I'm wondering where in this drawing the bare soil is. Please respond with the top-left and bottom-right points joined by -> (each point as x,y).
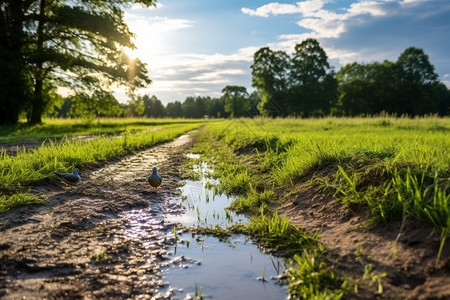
279,182 -> 450,299
0,133 -> 196,299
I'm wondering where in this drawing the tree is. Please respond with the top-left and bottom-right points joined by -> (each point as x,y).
182,97 -> 198,118
125,94 -> 145,117
0,0 -> 156,125
67,91 -> 122,118
222,85 -> 250,118
207,97 -> 228,118
0,1 -> 32,124
143,95 -> 166,118
337,61 -> 397,115
433,83 -> 450,116
290,39 -> 337,116
166,101 -> 183,118
394,47 -> 439,115
251,47 -> 289,116
95,91 -> 122,117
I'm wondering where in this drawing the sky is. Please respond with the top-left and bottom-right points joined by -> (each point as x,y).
116,0 -> 450,104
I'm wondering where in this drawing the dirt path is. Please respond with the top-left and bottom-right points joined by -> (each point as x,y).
0,133 -> 196,299
279,183 -> 450,299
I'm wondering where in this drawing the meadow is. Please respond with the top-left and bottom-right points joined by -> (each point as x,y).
0,118 -> 207,144
190,116 -> 450,298
1,116 -> 449,298
0,118 -> 210,213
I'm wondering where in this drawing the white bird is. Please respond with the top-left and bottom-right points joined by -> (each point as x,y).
54,168 -> 81,187
148,166 -> 162,191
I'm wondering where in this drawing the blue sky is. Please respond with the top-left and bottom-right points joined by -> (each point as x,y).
118,0 -> 450,104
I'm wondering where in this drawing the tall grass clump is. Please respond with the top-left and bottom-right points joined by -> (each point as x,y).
0,193 -> 43,214
245,206 -> 318,254
389,168 -> 450,263
286,249 -> 346,299
242,206 -> 346,298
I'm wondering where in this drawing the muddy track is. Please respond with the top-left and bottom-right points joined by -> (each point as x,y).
0,133 -> 196,299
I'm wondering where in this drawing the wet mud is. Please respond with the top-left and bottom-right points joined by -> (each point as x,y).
0,133 -> 195,299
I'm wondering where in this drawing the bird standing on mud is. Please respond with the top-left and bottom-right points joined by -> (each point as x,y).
54,168 -> 81,187
148,166 -> 162,191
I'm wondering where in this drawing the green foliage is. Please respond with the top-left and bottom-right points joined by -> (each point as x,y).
287,250 -> 345,299
0,0 -> 156,125
251,47 -> 290,116
290,39 -> 337,116
0,193 -> 43,214
143,95 -> 166,117
246,207 -> 318,254
251,39 -> 337,117
222,85 -> 250,118
125,94 -> 145,117
337,47 -> 445,116
250,41 -> 449,117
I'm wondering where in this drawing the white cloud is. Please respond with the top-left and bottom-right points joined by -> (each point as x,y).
443,74 -> 450,88
242,3 -> 301,17
141,51 -> 253,103
347,1 -> 389,16
126,15 -> 194,33
241,0 -> 326,17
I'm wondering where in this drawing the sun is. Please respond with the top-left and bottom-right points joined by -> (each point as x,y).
124,46 -> 138,60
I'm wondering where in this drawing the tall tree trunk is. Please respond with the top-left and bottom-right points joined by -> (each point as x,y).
0,0 -> 27,125
29,0 -> 46,125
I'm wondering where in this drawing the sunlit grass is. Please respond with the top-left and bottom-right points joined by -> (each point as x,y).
190,116 -> 449,297
0,122 -> 205,213
0,117 -> 211,144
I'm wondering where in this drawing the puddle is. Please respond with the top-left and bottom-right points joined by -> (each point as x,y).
162,155 -> 288,299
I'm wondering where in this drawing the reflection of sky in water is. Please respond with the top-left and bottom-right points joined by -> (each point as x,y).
163,156 -> 288,299
165,177 -> 248,227
163,234 -> 287,300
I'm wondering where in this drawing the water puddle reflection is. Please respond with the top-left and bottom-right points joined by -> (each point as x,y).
162,154 -> 288,299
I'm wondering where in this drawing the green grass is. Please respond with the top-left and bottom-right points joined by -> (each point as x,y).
0,117 -> 209,144
189,116 -> 449,298
0,120 -> 207,213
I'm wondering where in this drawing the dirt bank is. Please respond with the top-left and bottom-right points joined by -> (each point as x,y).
279,183 -> 450,299
0,133 -> 196,299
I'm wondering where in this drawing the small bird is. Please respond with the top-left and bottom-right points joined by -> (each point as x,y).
54,168 -> 81,187
148,166 -> 162,191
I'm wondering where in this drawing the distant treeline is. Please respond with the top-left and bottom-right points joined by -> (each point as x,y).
55,93 -> 232,119
251,39 -> 449,117
55,39 -> 449,119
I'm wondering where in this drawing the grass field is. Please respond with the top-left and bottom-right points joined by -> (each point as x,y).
0,118 -> 210,213
0,118 -> 207,144
1,116 -> 449,298
190,116 -> 449,298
